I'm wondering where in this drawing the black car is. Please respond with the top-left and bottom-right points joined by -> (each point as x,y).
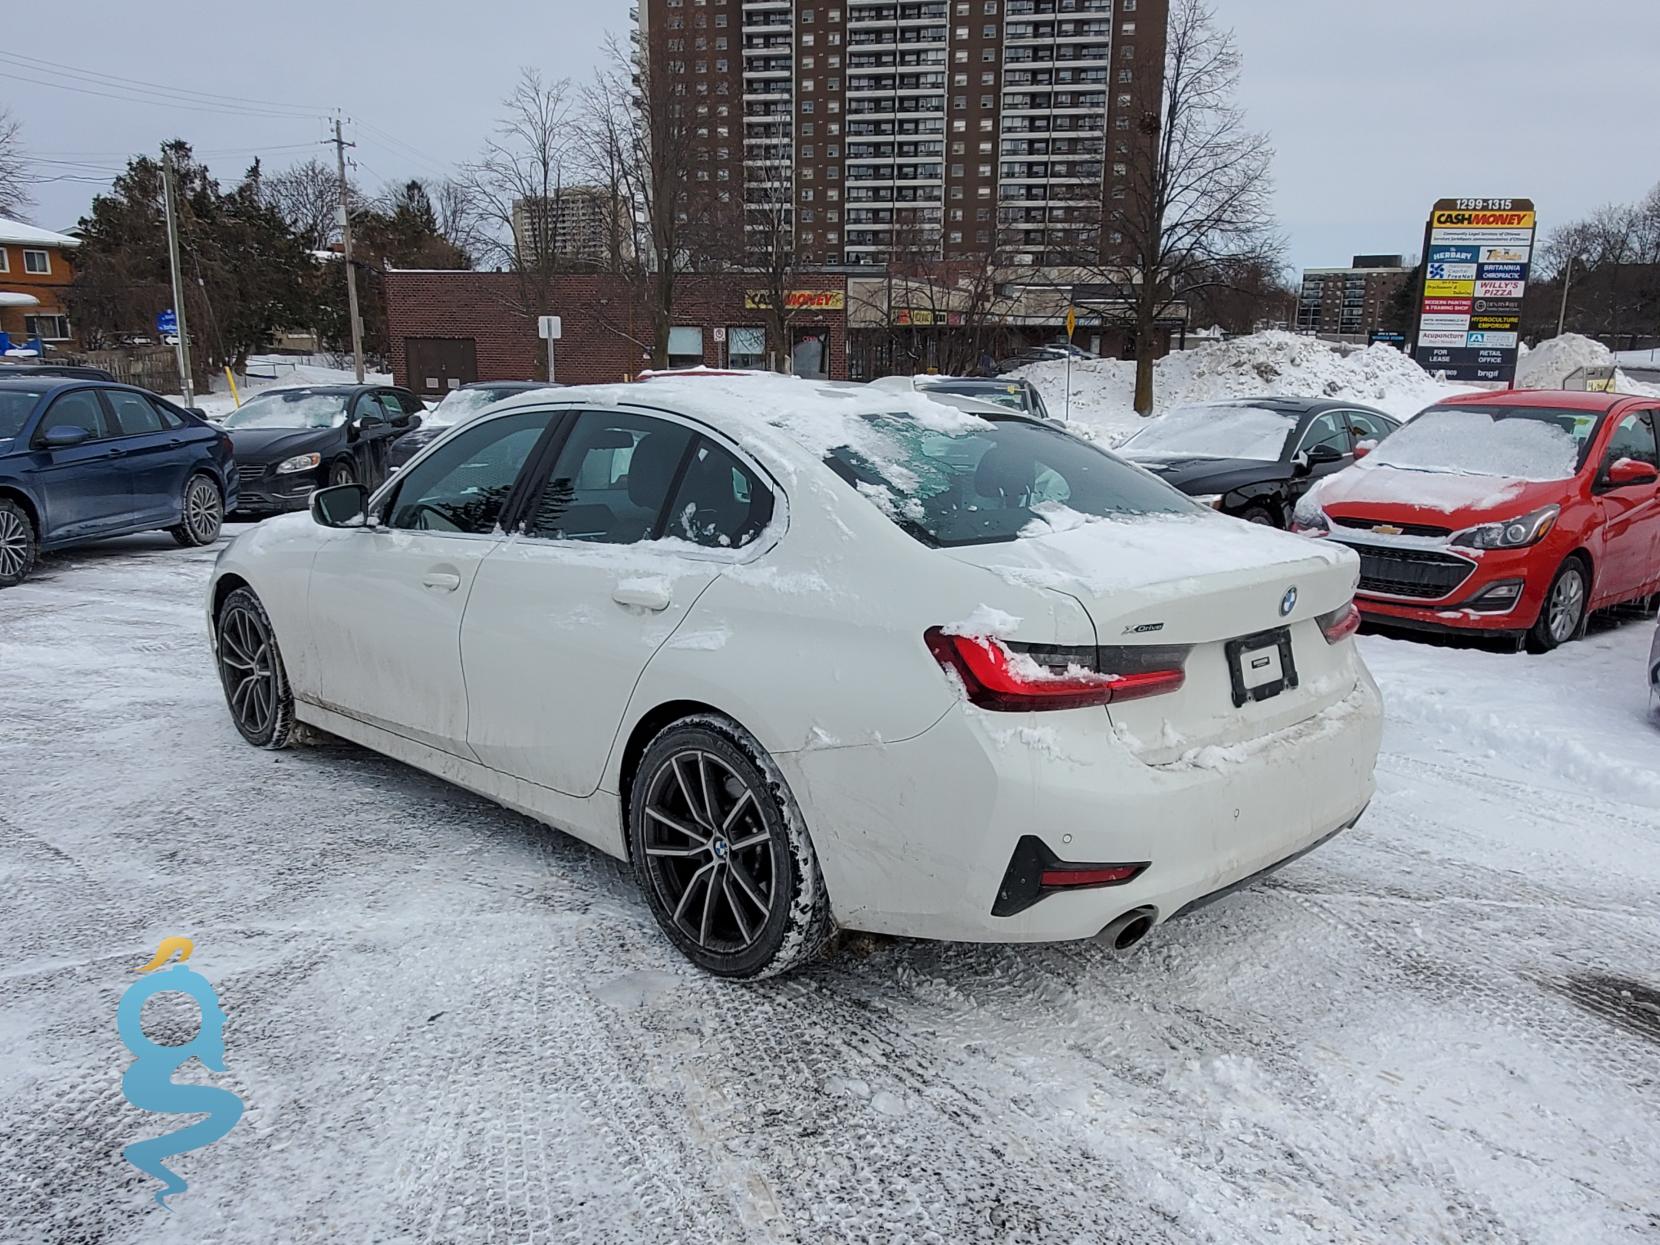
911,375 -> 1054,421
0,377 -> 235,586
388,380 -> 552,470
222,384 -> 423,514
1117,397 -> 1400,528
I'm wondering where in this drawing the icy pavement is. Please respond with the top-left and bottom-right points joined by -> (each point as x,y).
2,531 -> 1658,1244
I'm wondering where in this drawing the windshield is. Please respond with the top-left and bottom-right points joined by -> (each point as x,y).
222,390 -> 350,430
826,414 -> 1197,547
1120,404 -> 1296,461
0,390 -> 43,439
1369,405 -> 1598,479
923,382 -> 1031,413
428,387 -> 531,427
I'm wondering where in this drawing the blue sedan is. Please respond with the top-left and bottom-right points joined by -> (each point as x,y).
0,377 -> 236,587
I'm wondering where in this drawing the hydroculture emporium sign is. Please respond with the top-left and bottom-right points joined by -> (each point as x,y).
1413,198 -> 1537,383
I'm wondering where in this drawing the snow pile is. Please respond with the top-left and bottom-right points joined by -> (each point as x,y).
1516,335 -> 1660,397
1515,334 -> 1614,389
1015,332 -> 1473,442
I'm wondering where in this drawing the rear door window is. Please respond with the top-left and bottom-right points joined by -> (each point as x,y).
664,438 -> 774,549
104,390 -> 167,436
525,412 -> 694,544
1344,410 -> 1392,443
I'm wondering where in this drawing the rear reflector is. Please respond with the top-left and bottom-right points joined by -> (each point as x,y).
1318,602 -> 1362,644
994,835 -> 1149,916
1039,866 -> 1142,887
925,628 -> 1186,712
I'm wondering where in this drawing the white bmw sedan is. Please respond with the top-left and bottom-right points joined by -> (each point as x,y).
207,374 -> 1382,978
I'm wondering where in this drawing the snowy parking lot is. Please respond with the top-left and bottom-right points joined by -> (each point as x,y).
3,527 -> 1659,1244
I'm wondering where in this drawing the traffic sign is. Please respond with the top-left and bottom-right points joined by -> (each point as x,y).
1065,307 -> 1077,339
157,309 -> 178,335
537,315 -> 562,340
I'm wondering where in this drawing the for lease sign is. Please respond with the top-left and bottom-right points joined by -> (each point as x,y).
1414,198 -> 1536,383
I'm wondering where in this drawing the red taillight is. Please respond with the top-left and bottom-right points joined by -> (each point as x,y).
1318,602 -> 1362,644
1039,865 -> 1143,888
925,628 -> 1186,711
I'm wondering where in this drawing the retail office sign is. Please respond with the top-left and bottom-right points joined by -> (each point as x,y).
1414,198 -> 1536,383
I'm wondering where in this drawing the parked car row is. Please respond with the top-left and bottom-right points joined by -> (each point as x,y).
1118,390 -> 1660,654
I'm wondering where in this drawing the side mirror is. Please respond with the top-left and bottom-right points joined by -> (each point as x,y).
42,424 -> 92,448
395,413 -> 421,433
356,411 -> 386,429
311,483 -> 369,528
1606,457 -> 1660,488
1305,443 -> 1345,465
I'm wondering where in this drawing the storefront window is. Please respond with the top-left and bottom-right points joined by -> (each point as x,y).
668,326 -> 704,369
727,326 -> 766,369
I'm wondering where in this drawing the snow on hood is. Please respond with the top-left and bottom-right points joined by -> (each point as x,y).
1308,463 -> 1546,517
947,509 -> 1350,600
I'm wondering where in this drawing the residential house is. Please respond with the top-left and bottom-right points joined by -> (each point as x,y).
0,218 -> 79,351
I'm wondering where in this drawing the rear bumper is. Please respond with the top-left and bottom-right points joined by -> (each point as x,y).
778,669 -> 1383,943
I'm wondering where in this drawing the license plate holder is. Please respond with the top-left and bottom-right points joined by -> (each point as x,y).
1225,627 -> 1299,708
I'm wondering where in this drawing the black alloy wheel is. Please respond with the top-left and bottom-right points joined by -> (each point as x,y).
629,718 -> 833,978
171,474 -> 224,547
0,499 -> 36,587
215,587 -> 295,748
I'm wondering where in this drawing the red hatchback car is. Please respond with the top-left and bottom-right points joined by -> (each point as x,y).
1296,390 -> 1660,651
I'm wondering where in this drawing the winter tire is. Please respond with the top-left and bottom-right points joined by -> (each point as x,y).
0,498 -> 36,588
1240,504 -> 1278,528
1527,557 -> 1589,653
215,586 -> 295,748
170,474 -> 224,547
329,460 -> 356,488
628,715 -> 835,979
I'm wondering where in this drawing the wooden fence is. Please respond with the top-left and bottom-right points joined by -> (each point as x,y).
76,347 -> 183,397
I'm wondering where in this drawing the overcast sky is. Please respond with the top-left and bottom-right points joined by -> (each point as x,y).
12,0 -> 1657,274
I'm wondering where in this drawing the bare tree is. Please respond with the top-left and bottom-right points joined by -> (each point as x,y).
1534,186 -> 1660,344
581,33 -> 710,369
263,158 -> 350,251
0,107 -> 32,219
1061,0 -> 1279,413
458,68 -> 576,298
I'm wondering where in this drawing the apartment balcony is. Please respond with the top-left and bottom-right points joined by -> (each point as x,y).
743,64 -> 792,78
741,15 -> 791,31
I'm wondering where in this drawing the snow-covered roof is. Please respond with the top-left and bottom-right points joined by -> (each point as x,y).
494,371 -> 989,475
0,218 -> 78,249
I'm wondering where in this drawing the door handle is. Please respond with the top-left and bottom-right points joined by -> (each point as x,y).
103,446 -> 126,457
612,582 -> 672,611
421,571 -> 462,592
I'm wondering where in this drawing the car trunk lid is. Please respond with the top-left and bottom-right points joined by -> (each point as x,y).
945,513 -> 1363,764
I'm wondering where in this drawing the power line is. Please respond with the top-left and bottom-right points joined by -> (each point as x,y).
0,65 -> 323,122
0,50 -> 327,117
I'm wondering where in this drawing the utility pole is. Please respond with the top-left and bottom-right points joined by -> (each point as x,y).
330,117 -> 365,382
160,148 -> 195,406
1556,255 -> 1575,339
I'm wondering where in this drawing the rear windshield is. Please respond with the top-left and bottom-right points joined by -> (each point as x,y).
923,382 -> 1032,413
0,390 -> 42,439
1373,405 -> 1600,479
825,414 -> 1197,547
1120,404 -> 1296,462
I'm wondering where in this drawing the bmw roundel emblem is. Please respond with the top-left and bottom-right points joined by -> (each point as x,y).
1280,587 -> 1298,617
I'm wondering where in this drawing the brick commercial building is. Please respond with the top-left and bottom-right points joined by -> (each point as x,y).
640,0 -> 1166,268
1296,254 -> 1414,340
384,270 -> 849,395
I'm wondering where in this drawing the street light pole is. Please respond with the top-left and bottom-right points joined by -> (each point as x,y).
1556,255 -> 1575,339
331,117 -> 365,383
160,148 -> 195,406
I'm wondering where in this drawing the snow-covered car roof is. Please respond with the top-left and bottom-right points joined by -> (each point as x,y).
488,371 -> 1004,477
